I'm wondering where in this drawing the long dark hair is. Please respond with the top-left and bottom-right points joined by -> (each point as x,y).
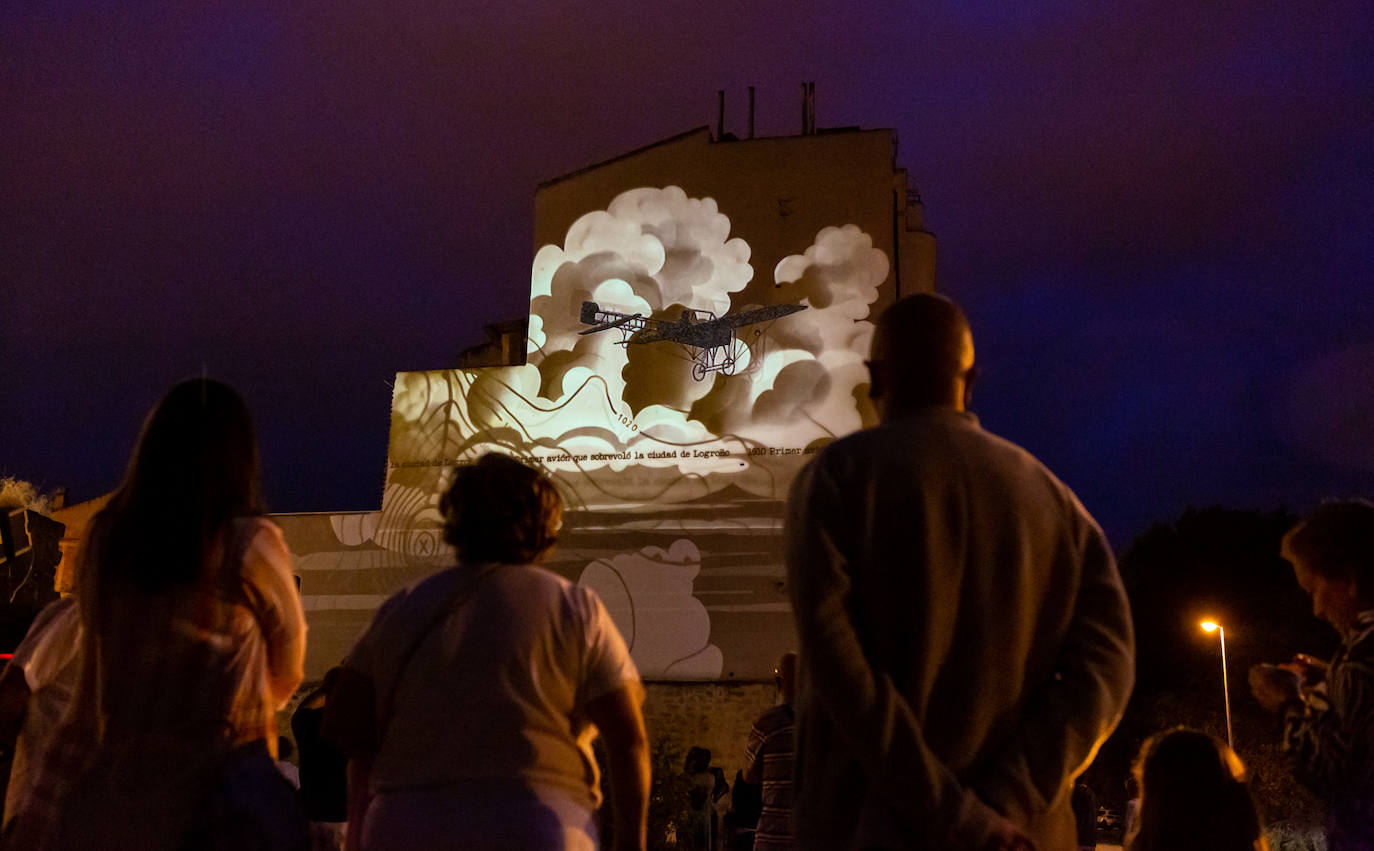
81,378 -> 264,597
1127,727 -> 1267,851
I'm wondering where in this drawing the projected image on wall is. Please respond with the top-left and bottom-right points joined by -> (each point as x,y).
380,186 -> 890,678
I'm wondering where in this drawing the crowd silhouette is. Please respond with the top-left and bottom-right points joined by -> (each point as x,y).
2,295 -> 1370,850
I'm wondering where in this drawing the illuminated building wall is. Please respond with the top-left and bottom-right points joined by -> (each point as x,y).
286,125 -> 935,681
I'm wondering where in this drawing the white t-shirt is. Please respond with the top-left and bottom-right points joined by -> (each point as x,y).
345,562 -> 638,810
3,596 -> 81,827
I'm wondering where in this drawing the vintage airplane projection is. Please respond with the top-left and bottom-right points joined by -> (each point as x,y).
579,300 -> 807,381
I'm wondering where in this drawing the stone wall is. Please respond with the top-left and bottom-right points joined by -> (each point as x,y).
281,680 -> 781,788
642,681 -> 777,783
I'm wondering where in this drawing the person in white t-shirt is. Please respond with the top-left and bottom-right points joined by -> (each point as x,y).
325,454 -> 650,851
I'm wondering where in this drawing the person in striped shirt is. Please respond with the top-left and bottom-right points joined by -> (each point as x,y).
744,652 -> 797,850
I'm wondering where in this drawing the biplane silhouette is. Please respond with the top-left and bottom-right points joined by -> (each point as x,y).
578,300 -> 807,380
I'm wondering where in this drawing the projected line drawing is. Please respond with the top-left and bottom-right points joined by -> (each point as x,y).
577,539 -> 724,679
578,300 -> 807,381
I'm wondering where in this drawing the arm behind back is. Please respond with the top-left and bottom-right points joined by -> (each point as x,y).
585,682 -> 650,851
976,503 -> 1135,825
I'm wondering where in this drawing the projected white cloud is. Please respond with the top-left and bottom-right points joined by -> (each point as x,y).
385,192 -> 893,509
577,539 -> 723,679
378,187 -> 893,678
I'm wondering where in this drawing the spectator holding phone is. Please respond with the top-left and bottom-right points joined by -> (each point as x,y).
1249,499 -> 1374,850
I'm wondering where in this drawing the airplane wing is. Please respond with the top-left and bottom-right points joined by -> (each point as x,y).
578,300 -> 660,337
722,303 -> 807,329
629,322 -> 732,349
578,313 -> 641,335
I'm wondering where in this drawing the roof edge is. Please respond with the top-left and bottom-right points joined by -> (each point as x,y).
538,126 -> 713,189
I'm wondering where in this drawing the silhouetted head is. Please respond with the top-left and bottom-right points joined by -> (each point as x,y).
85,378 -> 263,594
1282,499 -> 1374,633
441,454 -> 562,564
1128,728 -> 1265,851
775,651 -> 798,704
321,665 -> 342,694
684,746 -> 712,774
868,293 -> 976,420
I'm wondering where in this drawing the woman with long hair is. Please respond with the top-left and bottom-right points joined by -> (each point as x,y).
1127,727 -> 1269,851
5,378 -> 308,850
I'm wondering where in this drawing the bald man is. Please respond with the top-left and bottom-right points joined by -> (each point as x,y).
785,294 -> 1134,850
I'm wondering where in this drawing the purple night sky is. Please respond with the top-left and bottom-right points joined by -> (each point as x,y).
3,0 -> 1372,545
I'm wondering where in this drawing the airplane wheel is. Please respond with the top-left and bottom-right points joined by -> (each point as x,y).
692,361 -> 707,381
722,358 -> 736,375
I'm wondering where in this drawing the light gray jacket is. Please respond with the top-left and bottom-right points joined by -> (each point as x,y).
786,408 -> 1134,850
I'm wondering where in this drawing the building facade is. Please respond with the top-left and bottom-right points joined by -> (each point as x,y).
283,124 -> 936,688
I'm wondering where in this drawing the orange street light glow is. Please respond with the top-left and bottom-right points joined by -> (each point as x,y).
1199,620 -> 1233,748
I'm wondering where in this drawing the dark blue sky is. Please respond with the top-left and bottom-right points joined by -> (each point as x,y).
3,0 -> 1371,545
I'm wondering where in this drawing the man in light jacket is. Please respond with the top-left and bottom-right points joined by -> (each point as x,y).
786,293 -> 1134,850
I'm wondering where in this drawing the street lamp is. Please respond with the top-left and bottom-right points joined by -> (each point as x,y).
1200,620 -> 1233,750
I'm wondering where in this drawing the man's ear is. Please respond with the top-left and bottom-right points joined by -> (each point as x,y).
867,370 -> 884,401
1344,569 -> 1368,605
962,364 -> 979,409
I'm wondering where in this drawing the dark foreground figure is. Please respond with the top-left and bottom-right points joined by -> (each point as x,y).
1125,728 -> 1267,851
3,378 -> 308,850
785,294 -> 1135,850
325,453 -> 650,851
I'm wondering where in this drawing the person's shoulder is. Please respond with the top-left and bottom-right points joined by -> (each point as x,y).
752,702 -> 796,733
391,563 -> 469,604
233,515 -> 295,582
13,596 -> 79,664
235,515 -> 291,561
540,567 -> 605,614
236,514 -> 284,541
795,427 -> 883,488
485,562 -> 578,598
813,422 -> 886,459
449,562 -> 583,616
27,595 -> 78,633
1343,615 -> 1374,664
969,421 -> 1086,505
352,567 -> 459,650
952,414 -> 1044,464
807,409 -> 992,472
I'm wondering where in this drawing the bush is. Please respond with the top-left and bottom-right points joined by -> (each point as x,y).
0,477 -> 54,515
1264,820 -> 1327,851
647,735 -> 694,850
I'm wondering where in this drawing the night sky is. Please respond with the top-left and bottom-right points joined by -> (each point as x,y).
4,1 -> 1372,546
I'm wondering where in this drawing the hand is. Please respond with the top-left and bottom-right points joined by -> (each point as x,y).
1249,663 -> 1301,713
1284,653 -> 1329,688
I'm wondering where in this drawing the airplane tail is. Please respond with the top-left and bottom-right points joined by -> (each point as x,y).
579,301 -> 600,325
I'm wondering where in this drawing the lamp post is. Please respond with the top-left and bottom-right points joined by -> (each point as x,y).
1201,620 -> 1233,750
